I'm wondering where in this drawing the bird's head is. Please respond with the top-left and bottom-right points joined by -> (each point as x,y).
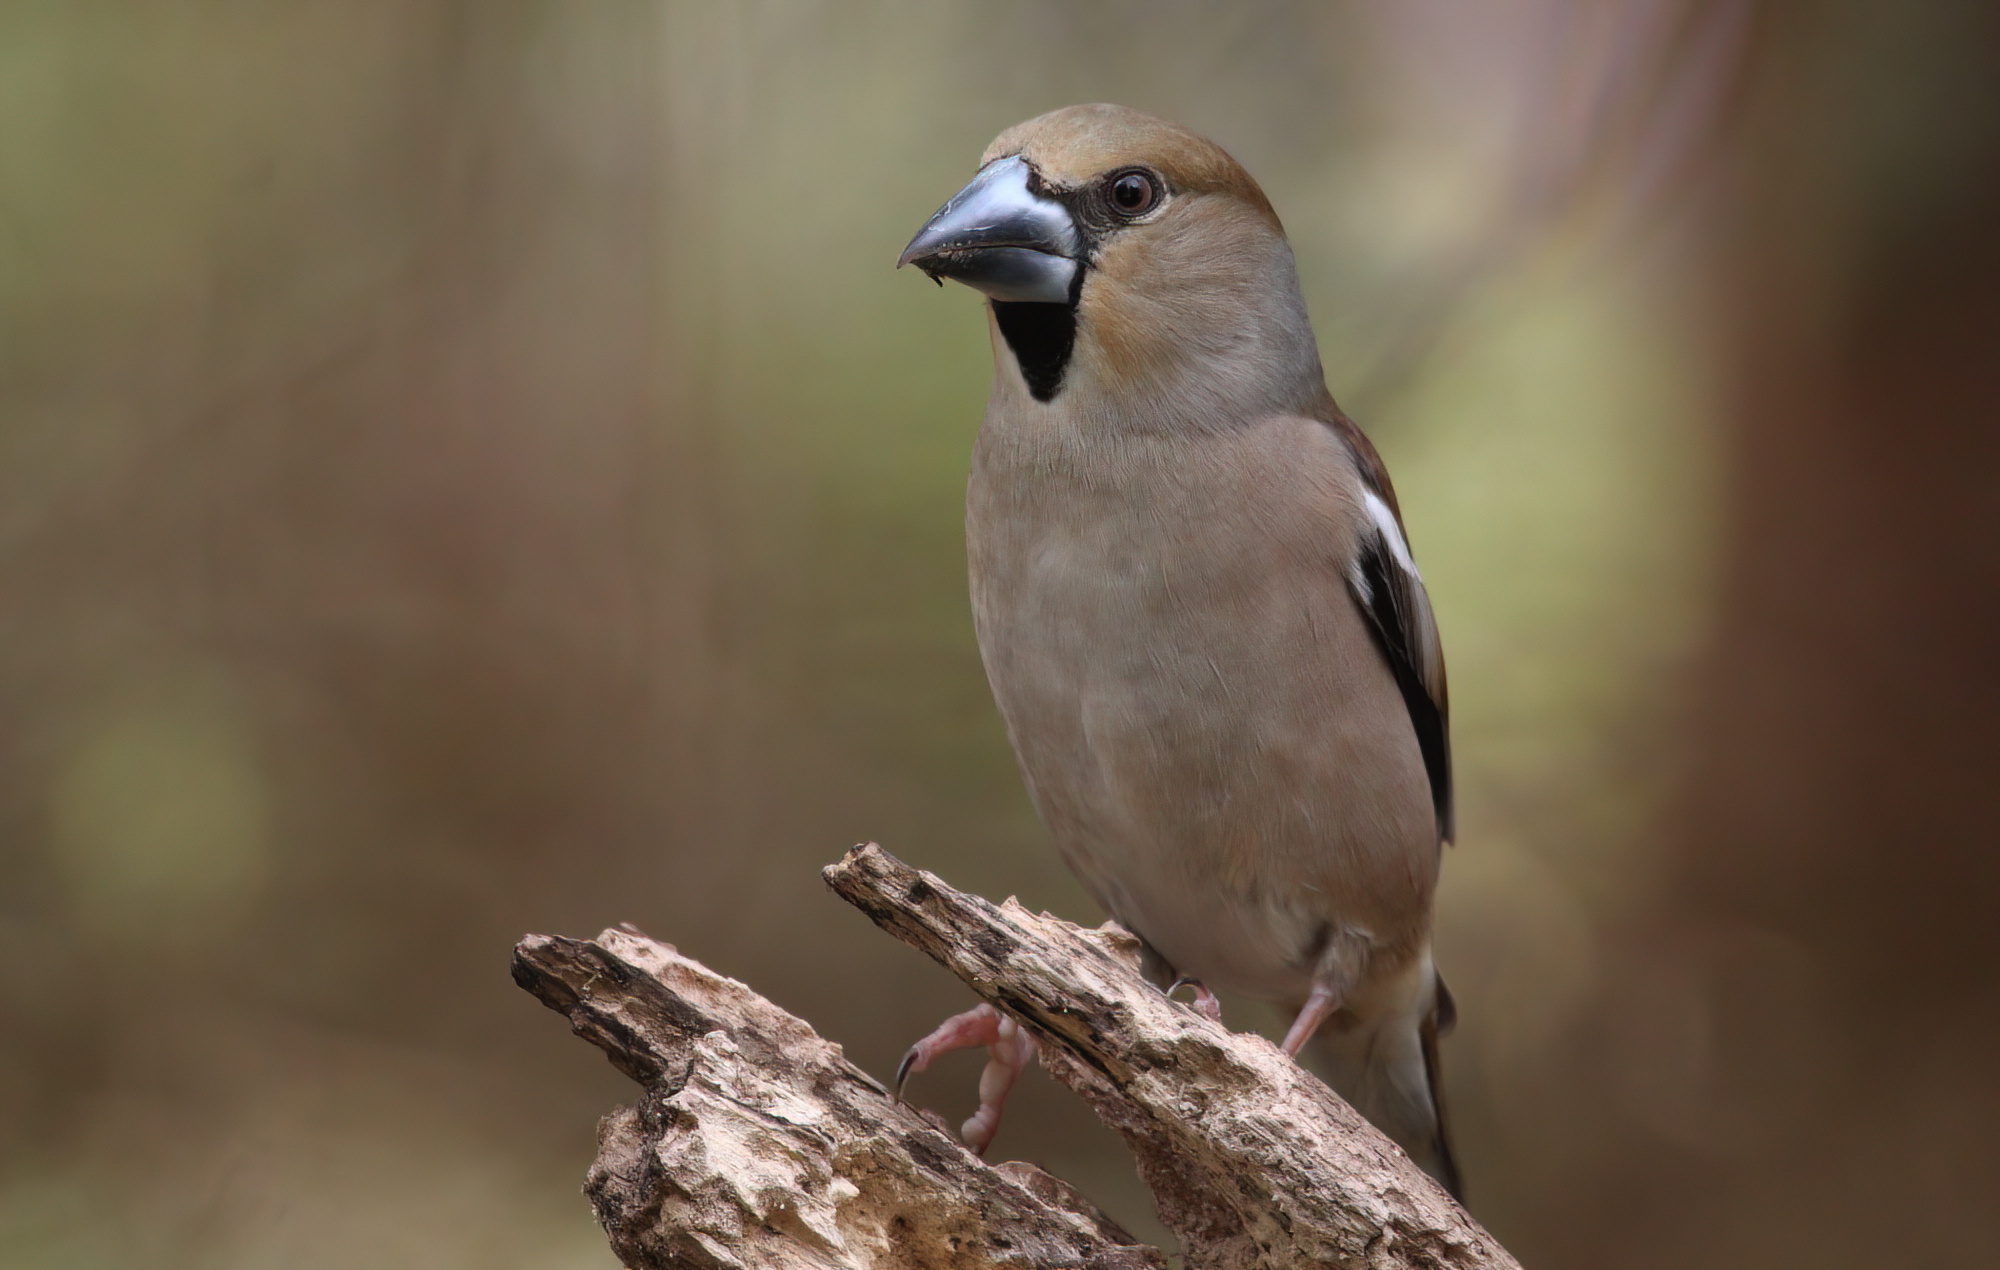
900,103 -> 1327,419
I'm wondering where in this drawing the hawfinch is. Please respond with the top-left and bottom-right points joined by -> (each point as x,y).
894,104 -> 1460,1199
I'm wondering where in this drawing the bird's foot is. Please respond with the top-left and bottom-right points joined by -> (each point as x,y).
1166,975 -> 1224,1023
894,1003 -> 1036,1156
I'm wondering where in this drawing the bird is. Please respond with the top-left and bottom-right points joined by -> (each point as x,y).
892,103 -> 1461,1199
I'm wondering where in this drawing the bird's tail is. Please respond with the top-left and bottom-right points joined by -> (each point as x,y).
1303,969 -> 1462,1201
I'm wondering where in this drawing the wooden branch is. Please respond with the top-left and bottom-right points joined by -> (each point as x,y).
825,844 -> 1518,1270
513,926 -> 1163,1269
514,845 -> 1521,1269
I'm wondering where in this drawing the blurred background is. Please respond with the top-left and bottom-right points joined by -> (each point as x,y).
2,2 -> 1995,1266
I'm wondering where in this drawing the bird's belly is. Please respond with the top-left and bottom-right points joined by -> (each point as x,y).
970,499 -> 1438,1002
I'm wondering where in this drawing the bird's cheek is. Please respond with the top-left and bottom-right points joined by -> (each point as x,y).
1078,287 -> 1179,389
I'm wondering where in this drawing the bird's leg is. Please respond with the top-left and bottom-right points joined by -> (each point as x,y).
1280,982 -> 1344,1055
894,1003 -> 1037,1156
1167,975 -> 1225,1023
1282,929 -> 1368,1055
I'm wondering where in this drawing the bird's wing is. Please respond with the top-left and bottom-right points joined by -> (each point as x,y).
1321,410 -> 1454,843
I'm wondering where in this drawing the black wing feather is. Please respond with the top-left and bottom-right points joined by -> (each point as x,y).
1353,531 -> 1455,843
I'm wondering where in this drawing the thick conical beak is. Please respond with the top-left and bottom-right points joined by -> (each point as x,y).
897,155 -> 1080,304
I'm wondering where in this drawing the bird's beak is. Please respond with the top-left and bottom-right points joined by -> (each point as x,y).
897,155 -> 1080,304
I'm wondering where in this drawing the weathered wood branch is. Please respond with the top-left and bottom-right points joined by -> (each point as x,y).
515,844 -> 1520,1268
825,844 -> 1517,1269
513,925 -> 1161,1269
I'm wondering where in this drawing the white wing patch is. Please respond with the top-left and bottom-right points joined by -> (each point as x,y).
1362,489 -> 1421,578
1345,480 -> 1454,842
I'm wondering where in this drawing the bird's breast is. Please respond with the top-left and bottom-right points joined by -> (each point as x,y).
966,412 -> 1438,999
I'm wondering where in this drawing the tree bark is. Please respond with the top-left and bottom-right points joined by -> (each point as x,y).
514,844 -> 1519,1269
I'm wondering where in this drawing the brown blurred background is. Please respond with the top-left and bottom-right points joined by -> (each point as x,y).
1,2 -> 1995,1266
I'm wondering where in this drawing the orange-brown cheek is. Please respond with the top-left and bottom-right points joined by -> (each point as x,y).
1080,288 -> 1140,387
1081,297 -> 1165,390
1078,253 -> 1179,389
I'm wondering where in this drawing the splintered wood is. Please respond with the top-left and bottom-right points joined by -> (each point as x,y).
513,927 -> 1158,1269
513,844 -> 1519,1269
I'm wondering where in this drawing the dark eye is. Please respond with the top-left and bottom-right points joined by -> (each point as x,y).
1106,169 -> 1161,217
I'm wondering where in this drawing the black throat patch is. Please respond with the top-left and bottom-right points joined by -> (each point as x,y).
990,295 -> 1077,402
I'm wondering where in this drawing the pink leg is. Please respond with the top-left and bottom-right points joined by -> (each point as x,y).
894,1003 -> 1036,1156
1167,976 -> 1225,1023
1281,982 -> 1342,1056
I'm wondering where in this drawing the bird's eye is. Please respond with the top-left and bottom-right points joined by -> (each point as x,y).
1106,169 -> 1161,218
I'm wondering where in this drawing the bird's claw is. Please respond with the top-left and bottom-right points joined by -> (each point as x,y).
893,1003 -> 1004,1100
1167,975 -> 1225,1023
890,1002 -> 1035,1156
